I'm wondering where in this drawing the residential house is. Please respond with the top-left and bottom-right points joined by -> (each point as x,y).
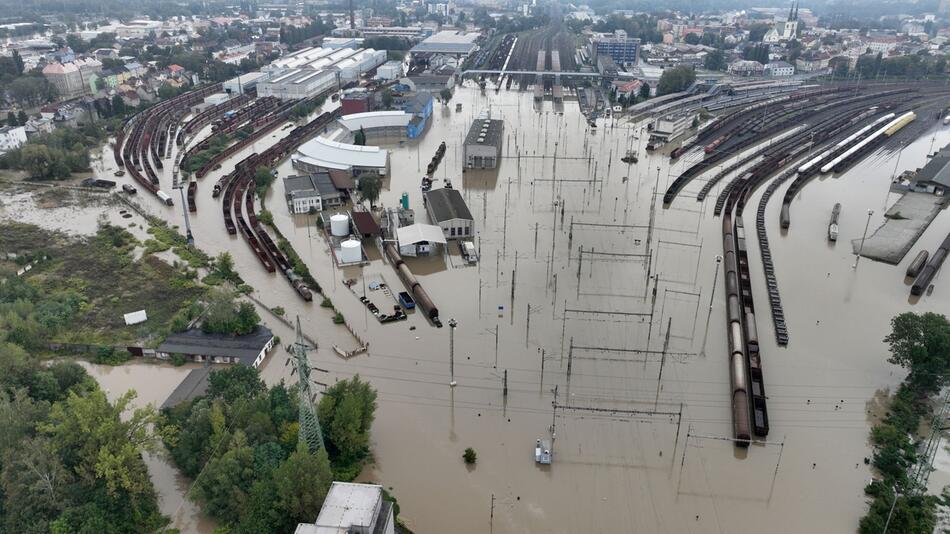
0,126 -> 27,154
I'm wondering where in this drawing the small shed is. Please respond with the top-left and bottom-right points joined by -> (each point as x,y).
124,310 -> 148,325
351,211 -> 381,238
396,223 -> 446,257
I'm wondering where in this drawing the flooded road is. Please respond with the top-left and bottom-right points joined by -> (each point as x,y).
81,85 -> 950,533
78,362 -> 216,534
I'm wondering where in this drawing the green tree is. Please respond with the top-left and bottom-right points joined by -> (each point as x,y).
317,375 -> 377,468
704,49 -> 726,71
16,110 -> 27,125
19,144 -> 55,180
439,87 -> 453,103
201,288 -> 260,335
463,447 -> 477,464
215,251 -> 237,281
6,112 -> 17,127
638,82 -> 650,100
354,126 -> 367,146
883,312 -> 950,394
381,88 -> 393,108
656,66 -> 696,96
41,389 -> 159,497
683,32 -> 701,45
111,94 -> 127,117
357,173 -> 382,207
273,443 -> 333,523
253,166 -> 274,195
208,366 -> 266,404
192,431 -> 257,520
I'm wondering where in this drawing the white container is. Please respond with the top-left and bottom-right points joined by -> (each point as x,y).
330,214 -> 349,237
340,239 -> 361,263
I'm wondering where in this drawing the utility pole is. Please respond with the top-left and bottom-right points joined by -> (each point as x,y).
699,255 -> 722,356
655,318 -> 672,410
448,318 -> 458,387
853,209 -> 874,269
490,493 -> 495,534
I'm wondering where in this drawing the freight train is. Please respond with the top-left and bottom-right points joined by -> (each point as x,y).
384,243 -> 441,326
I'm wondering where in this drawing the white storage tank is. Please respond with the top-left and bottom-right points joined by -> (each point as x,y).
340,239 -> 361,263
330,214 -> 349,237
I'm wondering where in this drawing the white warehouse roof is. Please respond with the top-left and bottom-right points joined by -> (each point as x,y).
294,136 -> 389,171
338,111 -> 411,131
397,223 -> 447,245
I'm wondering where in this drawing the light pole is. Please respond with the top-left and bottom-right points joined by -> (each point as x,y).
448,318 -> 458,387
853,209 -> 874,269
882,485 -> 899,534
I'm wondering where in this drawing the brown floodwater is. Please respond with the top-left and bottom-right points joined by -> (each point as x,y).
66,84 -> 950,533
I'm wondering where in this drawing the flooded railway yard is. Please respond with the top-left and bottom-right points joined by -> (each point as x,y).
8,81 -> 950,533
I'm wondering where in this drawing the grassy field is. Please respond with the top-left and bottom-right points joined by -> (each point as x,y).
0,221 -> 206,347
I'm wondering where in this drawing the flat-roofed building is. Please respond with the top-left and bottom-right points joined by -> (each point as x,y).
294,482 -> 394,534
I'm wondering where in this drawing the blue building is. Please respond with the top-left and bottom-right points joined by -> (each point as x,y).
593,30 -> 640,66
403,91 -> 433,139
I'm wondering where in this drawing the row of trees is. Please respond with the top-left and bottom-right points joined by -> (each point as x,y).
852,52 -> 948,79
160,367 -> 379,531
859,312 -> 950,533
200,288 -> 261,336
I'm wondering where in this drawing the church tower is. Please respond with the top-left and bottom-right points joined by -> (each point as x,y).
783,2 -> 799,40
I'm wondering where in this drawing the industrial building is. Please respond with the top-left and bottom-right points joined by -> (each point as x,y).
284,172 -> 344,213
463,113 -> 504,169
341,88 -> 374,114
294,482 -> 394,534
376,60 -> 404,80
409,30 -> 480,68
222,71 -> 268,95
900,144 -> 950,195
424,187 -> 474,239
650,113 -> 693,143
593,30 -> 640,66
293,135 -> 390,176
255,46 -> 386,100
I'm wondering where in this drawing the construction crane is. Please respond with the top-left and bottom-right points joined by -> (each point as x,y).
288,316 -> 327,452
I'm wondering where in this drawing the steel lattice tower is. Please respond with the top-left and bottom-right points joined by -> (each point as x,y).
290,316 -> 325,452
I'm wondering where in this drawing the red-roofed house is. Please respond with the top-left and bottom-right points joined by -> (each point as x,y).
167,64 -> 185,77
611,79 -> 644,100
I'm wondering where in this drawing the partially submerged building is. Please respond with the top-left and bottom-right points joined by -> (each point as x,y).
156,326 -> 275,368
396,223 -> 446,257
284,172 -> 343,214
462,113 -> 504,169
293,135 -> 390,176
424,187 -> 474,239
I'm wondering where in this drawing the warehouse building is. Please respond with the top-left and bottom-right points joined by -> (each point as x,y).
463,113 -> 503,169
223,71 -> 268,95
424,187 -> 474,240
293,135 -> 390,176
257,46 -> 386,100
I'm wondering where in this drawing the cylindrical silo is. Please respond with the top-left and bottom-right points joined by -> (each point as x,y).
340,239 -> 361,263
330,214 -> 349,237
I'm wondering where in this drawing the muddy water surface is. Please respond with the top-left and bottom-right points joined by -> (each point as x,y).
79,85 -> 950,533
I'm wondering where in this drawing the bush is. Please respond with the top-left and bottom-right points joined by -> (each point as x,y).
320,297 -> 333,308
463,447 -> 477,464
332,312 -> 344,324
